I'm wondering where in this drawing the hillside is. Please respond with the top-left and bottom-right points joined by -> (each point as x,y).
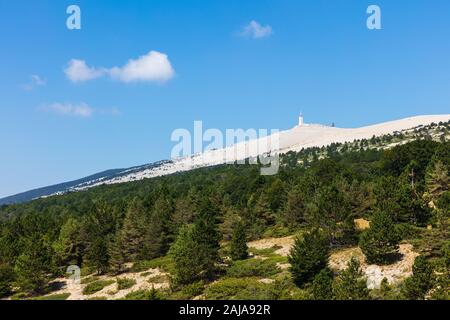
0,122 -> 448,300
1,114 -> 449,205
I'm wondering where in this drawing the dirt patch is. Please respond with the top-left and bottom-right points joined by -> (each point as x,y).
329,243 -> 419,289
248,236 -> 295,257
45,267 -> 170,300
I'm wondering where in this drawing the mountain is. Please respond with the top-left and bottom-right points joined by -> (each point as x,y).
1,114 -> 449,205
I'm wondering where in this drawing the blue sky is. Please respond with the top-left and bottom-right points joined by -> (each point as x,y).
0,0 -> 450,197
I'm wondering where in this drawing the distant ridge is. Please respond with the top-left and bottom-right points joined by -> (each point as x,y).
1,114 -> 449,205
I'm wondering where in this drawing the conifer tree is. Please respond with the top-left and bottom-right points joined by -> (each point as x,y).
53,218 -> 83,267
425,160 -> 449,201
0,263 -> 14,298
230,221 -> 248,260
14,235 -> 53,293
311,268 -> 333,300
108,232 -> 126,274
170,225 -> 204,286
120,199 -> 148,261
288,229 -> 329,287
359,211 -> 401,264
170,198 -> 221,285
84,237 -> 109,275
402,256 -> 433,300
332,258 -> 369,300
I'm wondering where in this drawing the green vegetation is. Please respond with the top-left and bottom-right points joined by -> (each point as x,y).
230,221 -> 248,260
82,279 -> 115,295
31,293 -> 71,300
226,259 -> 279,278
123,287 -> 166,300
359,211 -> 401,264
117,277 -> 136,290
402,256 -> 434,300
288,229 -> 329,287
0,122 -> 448,300
332,258 -> 369,300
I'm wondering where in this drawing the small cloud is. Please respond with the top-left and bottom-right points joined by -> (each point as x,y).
22,74 -> 46,91
40,102 -> 94,118
240,20 -> 273,39
64,51 -> 175,84
109,51 -> 175,83
64,59 -> 106,83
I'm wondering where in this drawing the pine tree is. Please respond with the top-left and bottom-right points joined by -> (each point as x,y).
170,225 -> 204,286
425,160 -> 449,202
14,235 -> 53,293
0,263 -> 14,298
84,237 -> 109,275
108,232 -> 126,274
191,199 -> 221,279
359,211 -> 401,264
170,198 -> 221,286
283,186 -> 307,227
288,229 -> 329,287
120,199 -> 148,261
142,196 -> 173,259
53,218 -> 83,267
402,256 -> 433,300
332,258 -> 369,300
311,268 -> 333,300
230,221 -> 248,261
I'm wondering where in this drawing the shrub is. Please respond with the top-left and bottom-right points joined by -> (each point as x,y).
82,279 -> 115,295
131,256 -> 175,273
226,259 -> 279,278
32,293 -> 71,300
204,277 -> 274,300
80,275 -> 99,285
117,277 -> 136,290
124,287 -> 166,300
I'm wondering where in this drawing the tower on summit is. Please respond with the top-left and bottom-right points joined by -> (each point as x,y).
298,113 -> 304,127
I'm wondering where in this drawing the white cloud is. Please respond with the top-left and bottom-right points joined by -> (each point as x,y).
22,74 -> 46,90
64,59 -> 106,82
64,51 -> 175,84
240,20 -> 273,39
109,51 -> 175,83
41,102 -> 94,118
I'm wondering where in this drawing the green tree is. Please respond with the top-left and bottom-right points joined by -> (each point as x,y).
359,211 -> 401,264
288,229 -> 329,287
170,199 -> 221,286
170,225 -> 205,286
311,268 -> 333,300
108,232 -> 126,274
84,237 -> 109,275
120,199 -> 149,261
332,258 -> 369,300
0,263 -> 14,298
53,218 -> 83,267
283,186 -> 307,228
191,199 -> 221,279
402,256 -> 433,300
230,221 -> 248,261
425,160 -> 449,202
14,235 -> 53,293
